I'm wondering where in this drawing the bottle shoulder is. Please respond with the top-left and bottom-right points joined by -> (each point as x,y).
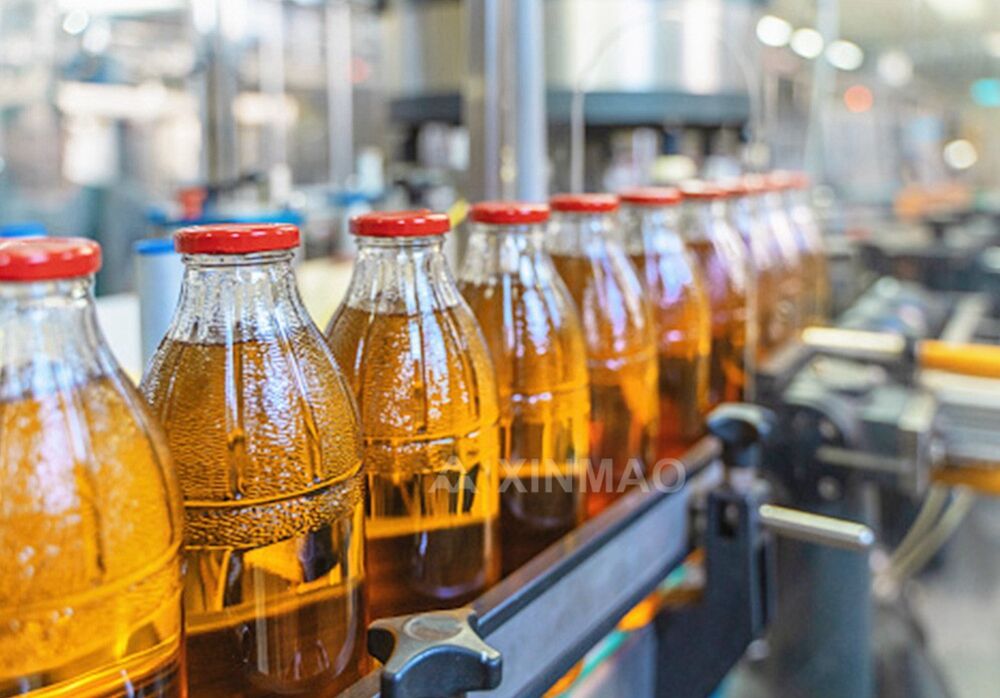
326,301 -> 499,438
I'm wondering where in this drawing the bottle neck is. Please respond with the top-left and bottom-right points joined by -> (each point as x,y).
343,235 -> 463,314
1,275 -> 116,399
620,204 -> 686,256
168,249 -> 312,344
546,211 -> 619,257
682,199 -> 727,241
459,222 -> 554,284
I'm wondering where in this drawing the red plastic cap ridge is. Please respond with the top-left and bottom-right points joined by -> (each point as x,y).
174,223 -> 300,254
619,187 -> 683,206
471,201 -> 550,225
351,210 -> 451,237
0,237 -> 102,281
550,193 -> 620,213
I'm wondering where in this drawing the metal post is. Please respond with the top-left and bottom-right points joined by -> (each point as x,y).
464,0 -> 548,204
326,0 -> 355,189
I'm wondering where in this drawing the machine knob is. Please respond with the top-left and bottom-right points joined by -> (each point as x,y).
706,403 -> 776,470
368,607 -> 502,698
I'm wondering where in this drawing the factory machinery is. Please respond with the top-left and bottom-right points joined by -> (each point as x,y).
323,209 -> 1000,698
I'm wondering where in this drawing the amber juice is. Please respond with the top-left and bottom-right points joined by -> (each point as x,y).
549,254 -> 658,517
0,378 -> 183,698
685,225 -> 750,407
460,271 -> 589,574
143,336 -> 366,697
629,251 -> 711,458
327,304 -> 501,619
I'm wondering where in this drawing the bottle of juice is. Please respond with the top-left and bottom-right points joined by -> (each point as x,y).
141,224 -> 366,697
547,194 -> 658,517
780,171 -> 829,325
619,188 -> 711,459
757,173 -> 806,338
1,238 -> 184,697
325,211 -> 501,619
678,181 -> 751,407
458,201 -> 589,575
721,178 -> 782,362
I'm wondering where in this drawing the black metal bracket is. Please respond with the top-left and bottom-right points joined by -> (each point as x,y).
654,481 -> 776,698
368,607 -> 501,698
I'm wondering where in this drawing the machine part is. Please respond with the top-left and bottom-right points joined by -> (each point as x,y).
758,504 -> 874,551
369,608 -> 502,698
337,438 -> 721,698
888,489 -> 976,584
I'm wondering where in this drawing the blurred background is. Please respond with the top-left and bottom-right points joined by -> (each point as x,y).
1,0 -> 996,290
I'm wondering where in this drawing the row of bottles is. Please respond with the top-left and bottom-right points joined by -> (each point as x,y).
0,171 -> 826,697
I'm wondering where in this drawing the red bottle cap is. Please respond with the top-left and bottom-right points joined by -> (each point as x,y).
174,223 -> 300,254
351,210 -> 451,237
678,181 -> 724,200
550,194 -> 620,213
470,201 -> 550,225
0,237 -> 102,281
717,179 -> 750,198
742,174 -> 769,194
619,187 -> 682,206
766,171 -> 796,191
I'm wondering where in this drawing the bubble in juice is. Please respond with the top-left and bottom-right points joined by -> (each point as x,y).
141,225 -> 366,697
548,195 -> 659,517
458,202 -> 589,574
679,183 -> 751,407
620,189 -> 712,459
1,238 -> 184,698
326,211 -> 501,619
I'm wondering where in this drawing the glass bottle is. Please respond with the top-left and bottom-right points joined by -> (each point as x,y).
721,178 -> 783,362
325,211 -> 501,619
678,181 -> 752,407
781,171 -> 830,325
457,202 -> 589,575
1,238 -> 184,697
141,224 -> 367,697
547,194 -> 659,518
619,188 -> 711,459
757,173 -> 806,338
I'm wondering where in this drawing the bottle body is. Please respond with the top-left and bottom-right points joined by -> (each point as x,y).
759,188 -> 805,340
458,215 -> 589,574
727,191 -> 784,361
681,196 -> 751,407
1,271 -> 184,697
326,233 -> 501,618
621,201 -> 711,459
547,206 -> 659,517
787,188 -> 829,325
142,245 -> 367,697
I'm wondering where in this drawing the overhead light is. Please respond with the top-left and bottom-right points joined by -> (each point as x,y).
985,31 -> 1000,58
62,9 -> 89,35
924,0 -> 983,22
971,78 -> 1000,107
826,40 -> 864,71
791,28 -> 824,60
943,139 -> 977,170
878,50 -> 914,87
844,84 -> 874,113
756,15 -> 793,48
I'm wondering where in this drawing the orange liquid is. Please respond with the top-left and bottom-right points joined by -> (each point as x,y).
142,337 -> 367,697
460,280 -> 589,575
630,252 -> 711,459
550,254 -> 659,518
0,377 -> 183,698
326,305 -> 501,619
687,239 -> 749,406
